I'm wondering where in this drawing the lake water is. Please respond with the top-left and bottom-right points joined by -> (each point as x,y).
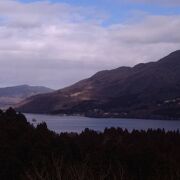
25,113 -> 180,133
25,114 -> 180,133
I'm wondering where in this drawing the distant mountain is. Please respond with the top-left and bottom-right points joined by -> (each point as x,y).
0,85 -> 54,109
17,50 -> 180,119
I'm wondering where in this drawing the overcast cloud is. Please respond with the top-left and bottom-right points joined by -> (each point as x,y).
0,0 -> 180,89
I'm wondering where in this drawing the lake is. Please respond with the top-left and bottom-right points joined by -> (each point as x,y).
25,113 -> 180,133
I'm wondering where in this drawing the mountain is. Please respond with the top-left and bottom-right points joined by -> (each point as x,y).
0,85 -> 54,109
17,50 -> 180,119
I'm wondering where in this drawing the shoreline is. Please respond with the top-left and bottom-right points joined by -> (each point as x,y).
23,112 -> 180,121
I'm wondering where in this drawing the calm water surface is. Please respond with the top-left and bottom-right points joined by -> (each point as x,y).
25,113 -> 180,133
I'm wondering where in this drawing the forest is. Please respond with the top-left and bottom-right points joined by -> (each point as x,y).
0,108 -> 180,180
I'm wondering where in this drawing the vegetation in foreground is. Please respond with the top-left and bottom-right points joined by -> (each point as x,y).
1,108 -> 180,180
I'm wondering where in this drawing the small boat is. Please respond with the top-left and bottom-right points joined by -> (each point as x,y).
32,118 -> 37,122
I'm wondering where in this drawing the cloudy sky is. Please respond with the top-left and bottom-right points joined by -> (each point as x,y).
0,0 -> 180,89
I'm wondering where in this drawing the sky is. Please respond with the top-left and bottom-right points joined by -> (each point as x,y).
0,0 -> 180,89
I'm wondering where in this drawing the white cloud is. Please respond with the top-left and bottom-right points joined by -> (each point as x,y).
0,0 -> 180,88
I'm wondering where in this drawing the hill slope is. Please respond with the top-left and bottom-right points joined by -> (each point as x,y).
17,51 -> 180,119
0,85 -> 54,109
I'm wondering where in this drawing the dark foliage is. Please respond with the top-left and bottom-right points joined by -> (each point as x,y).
1,108 -> 180,179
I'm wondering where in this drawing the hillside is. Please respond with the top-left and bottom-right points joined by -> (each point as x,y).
17,50 -> 180,119
0,85 -> 54,109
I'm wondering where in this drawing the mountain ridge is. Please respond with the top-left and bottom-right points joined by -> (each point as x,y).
16,50 -> 180,119
0,85 -> 54,109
